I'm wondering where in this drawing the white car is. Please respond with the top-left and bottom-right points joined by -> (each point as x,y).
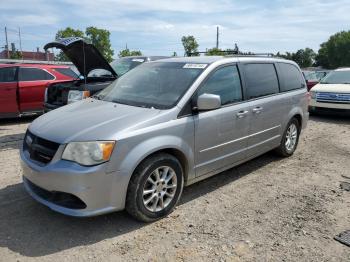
309,68 -> 350,113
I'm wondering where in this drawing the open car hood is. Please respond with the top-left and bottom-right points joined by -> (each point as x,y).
44,37 -> 117,78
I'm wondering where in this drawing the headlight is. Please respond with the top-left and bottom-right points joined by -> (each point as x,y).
310,91 -> 317,99
62,141 -> 115,166
67,90 -> 90,104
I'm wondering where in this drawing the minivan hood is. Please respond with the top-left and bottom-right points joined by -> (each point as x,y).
311,83 -> 350,93
44,37 -> 117,78
29,99 -> 162,143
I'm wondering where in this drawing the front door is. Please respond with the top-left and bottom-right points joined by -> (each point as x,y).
0,66 -> 19,117
194,65 -> 251,177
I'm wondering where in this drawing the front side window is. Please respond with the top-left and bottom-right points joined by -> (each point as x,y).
244,63 -> 279,99
54,67 -> 78,78
0,67 -> 16,82
197,65 -> 242,105
98,62 -> 204,109
19,68 -> 54,81
278,63 -> 304,92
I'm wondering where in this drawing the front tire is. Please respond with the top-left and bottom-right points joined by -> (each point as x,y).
126,153 -> 184,222
275,118 -> 300,157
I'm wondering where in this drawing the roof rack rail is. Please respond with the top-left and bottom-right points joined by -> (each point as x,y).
188,51 -> 283,58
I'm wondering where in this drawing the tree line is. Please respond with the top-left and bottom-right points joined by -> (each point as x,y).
54,26 -> 350,69
181,30 -> 350,69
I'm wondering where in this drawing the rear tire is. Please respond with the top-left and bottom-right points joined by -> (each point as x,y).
125,153 -> 184,222
275,118 -> 300,157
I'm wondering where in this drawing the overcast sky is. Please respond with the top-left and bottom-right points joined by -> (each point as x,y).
1,0 -> 350,57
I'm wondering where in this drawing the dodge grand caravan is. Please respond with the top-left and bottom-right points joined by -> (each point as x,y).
20,56 -> 309,222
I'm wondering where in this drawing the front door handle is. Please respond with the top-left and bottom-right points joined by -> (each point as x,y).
236,110 -> 249,118
252,107 -> 263,114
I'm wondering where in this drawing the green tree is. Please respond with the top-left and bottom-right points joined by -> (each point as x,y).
10,50 -> 23,59
118,48 -> 142,57
172,51 -> 177,57
206,47 -> 223,56
315,31 -> 350,69
181,35 -> 199,56
55,27 -> 85,61
85,26 -> 114,62
54,26 -> 114,62
277,48 -> 316,68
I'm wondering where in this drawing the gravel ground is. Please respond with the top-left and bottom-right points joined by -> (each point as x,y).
0,115 -> 349,262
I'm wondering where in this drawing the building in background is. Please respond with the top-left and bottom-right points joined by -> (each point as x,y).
0,44 -> 54,61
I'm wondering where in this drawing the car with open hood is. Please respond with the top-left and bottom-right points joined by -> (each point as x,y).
309,68 -> 350,114
44,37 -> 169,111
43,37 -> 118,111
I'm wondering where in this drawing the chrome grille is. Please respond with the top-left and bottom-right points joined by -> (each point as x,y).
316,92 -> 350,104
23,131 -> 60,164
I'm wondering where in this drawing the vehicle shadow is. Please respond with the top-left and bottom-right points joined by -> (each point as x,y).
0,116 -> 36,128
0,133 -> 25,151
309,114 -> 350,125
0,152 -> 280,257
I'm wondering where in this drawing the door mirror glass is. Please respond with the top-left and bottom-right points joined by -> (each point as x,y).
197,93 -> 221,111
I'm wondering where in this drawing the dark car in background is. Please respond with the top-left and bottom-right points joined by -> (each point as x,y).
44,37 -> 169,111
0,63 -> 77,119
302,70 -> 330,91
111,56 -> 169,76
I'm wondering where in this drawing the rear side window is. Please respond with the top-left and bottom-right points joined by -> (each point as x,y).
244,64 -> 279,99
19,68 -> 55,81
0,67 -> 16,82
54,68 -> 78,78
278,63 -> 304,92
197,65 -> 242,106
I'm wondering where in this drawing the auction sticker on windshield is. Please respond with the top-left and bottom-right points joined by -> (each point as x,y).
183,64 -> 207,69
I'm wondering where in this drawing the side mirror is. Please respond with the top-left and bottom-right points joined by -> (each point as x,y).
196,93 -> 221,111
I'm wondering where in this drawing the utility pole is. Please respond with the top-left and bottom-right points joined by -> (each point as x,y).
216,26 -> 219,49
5,27 -> 10,58
18,27 -> 23,56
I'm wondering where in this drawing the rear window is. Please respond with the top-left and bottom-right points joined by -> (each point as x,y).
54,68 -> 78,78
244,64 -> 279,99
19,68 -> 55,81
278,63 -> 304,92
0,67 -> 16,82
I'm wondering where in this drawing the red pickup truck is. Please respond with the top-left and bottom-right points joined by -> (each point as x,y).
0,63 -> 77,119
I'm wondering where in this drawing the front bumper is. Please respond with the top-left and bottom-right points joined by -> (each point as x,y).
309,99 -> 350,110
20,148 -> 130,217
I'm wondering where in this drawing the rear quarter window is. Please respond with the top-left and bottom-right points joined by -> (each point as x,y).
244,63 -> 279,99
19,67 -> 55,81
278,63 -> 304,92
0,67 -> 17,82
53,68 -> 78,78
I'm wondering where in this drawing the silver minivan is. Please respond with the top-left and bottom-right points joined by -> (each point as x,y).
20,56 -> 309,222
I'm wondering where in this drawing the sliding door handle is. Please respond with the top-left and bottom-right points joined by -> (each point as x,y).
236,110 -> 249,118
252,107 -> 263,114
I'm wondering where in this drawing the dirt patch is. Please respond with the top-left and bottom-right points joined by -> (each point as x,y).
0,115 -> 349,261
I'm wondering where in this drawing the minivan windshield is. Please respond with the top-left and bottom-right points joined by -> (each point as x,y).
320,70 -> 350,84
97,62 -> 205,109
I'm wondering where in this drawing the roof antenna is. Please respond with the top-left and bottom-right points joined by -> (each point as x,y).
83,40 -> 87,85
